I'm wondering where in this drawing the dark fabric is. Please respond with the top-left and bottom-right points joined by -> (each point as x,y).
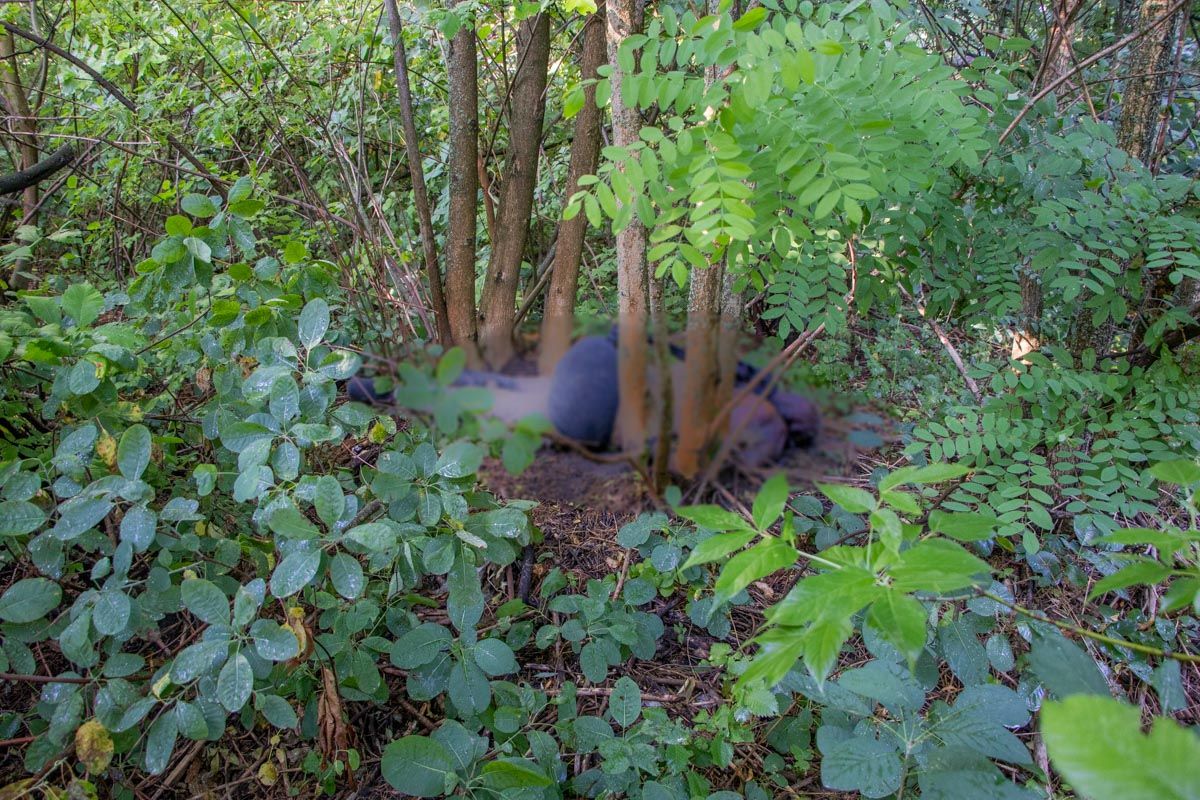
547,335 -> 620,446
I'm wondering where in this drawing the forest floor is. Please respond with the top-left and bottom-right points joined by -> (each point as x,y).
124,398 -> 897,799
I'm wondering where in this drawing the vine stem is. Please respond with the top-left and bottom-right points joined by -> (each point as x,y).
0,672 -> 90,684
981,590 -> 1200,664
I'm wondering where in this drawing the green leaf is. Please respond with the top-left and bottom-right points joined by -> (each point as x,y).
821,733 -> 902,797
51,497 -> 112,540
1042,695 -> 1200,800
681,530 -> 757,571
0,577 -> 61,623
579,641 -> 608,683
117,425 -> 152,480
1027,630 -> 1110,698
889,540 -> 990,593
390,623 -> 452,669
93,590 -> 131,636
216,652 -> 253,712
436,348 -> 467,386
313,476 -> 344,528
171,639 -> 228,683
817,483 -> 876,514
803,615 -> 854,684
866,591 -> 927,665
929,511 -> 1002,542
181,193 -> 218,218
752,473 -> 790,531
732,5 -> 766,30
249,620 -> 299,661
608,676 -> 642,728
164,215 -> 191,237
676,504 -> 753,531
269,549 -> 321,598
1088,560 -> 1172,599
714,539 -> 797,604
68,359 -> 101,395
269,376 -> 300,423
481,759 -> 553,789
447,659 -> 491,715
381,735 -> 454,797
298,298 -> 329,349
61,283 -> 104,327
0,500 -> 46,536
1148,459 -> 1200,486
255,694 -> 298,729
329,553 -> 365,599
181,578 -> 229,626
435,441 -> 483,478
473,638 -> 518,676
879,463 -> 971,491
283,240 -> 308,264
228,198 -> 265,218
143,711 -> 178,775
268,507 -> 319,540
345,521 -> 398,551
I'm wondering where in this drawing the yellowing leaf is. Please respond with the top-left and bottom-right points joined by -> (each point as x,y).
75,719 -> 114,774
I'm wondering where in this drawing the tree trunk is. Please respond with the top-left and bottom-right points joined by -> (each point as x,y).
384,0 -> 451,346
649,275 -> 673,491
445,1 -> 482,363
676,263 -> 724,478
1115,0 -> 1187,164
674,0 -> 738,478
1,31 -> 38,287
477,12 -> 551,367
538,6 -> 607,374
607,0 -> 650,452
715,267 -> 742,427
1015,0 -> 1079,361
1118,0 -> 1192,358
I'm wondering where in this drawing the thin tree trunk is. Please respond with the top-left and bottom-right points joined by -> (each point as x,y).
385,0 -> 451,346
1119,0 -> 1193,357
1,31 -> 38,287
539,6 -> 607,374
1115,0 -> 1188,163
607,0 -> 649,452
650,275 -> 673,491
445,0 -> 482,363
715,267 -> 742,427
477,12 -> 551,367
676,264 -> 724,478
675,1 -> 734,478
1014,0 -> 1079,361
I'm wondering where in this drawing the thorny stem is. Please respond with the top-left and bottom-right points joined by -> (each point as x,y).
981,590 -> 1200,664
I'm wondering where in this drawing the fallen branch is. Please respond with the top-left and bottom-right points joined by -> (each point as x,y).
0,143 -> 75,195
1,21 -> 225,197
897,283 -> 982,403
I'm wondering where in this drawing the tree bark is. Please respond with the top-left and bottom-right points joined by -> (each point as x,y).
1115,0 -> 1188,164
1,31 -> 38,287
607,0 -> 649,452
676,263 -> 724,478
384,0 -> 451,346
538,6 -> 607,374
649,275 -> 673,491
1014,0 -> 1079,361
0,142 -> 73,195
715,267 -> 742,427
477,12 -> 551,367
674,0 -> 738,478
445,1 -> 482,362
1099,0 -> 1190,359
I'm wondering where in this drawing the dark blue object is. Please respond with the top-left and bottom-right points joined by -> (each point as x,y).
547,335 -> 620,446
